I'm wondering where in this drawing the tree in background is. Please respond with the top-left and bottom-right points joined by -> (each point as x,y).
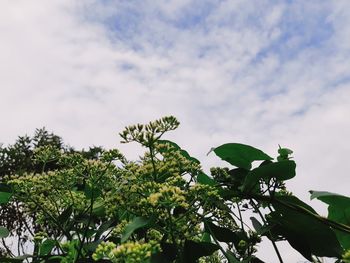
0,117 -> 349,263
0,128 -> 103,257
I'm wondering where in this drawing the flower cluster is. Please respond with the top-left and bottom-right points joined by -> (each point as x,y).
343,250 -> 350,263
111,220 -> 129,238
6,150 -> 118,231
120,116 -> 180,147
33,145 -> 62,165
148,184 -> 188,208
93,241 -> 160,263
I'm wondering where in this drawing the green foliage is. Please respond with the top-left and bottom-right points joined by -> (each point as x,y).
242,160 -> 296,192
0,226 -> 9,238
213,143 -> 272,170
0,117 -> 349,263
310,191 -> 350,250
0,184 -> 12,204
270,198 -> 342,260
121,217 -> 154,243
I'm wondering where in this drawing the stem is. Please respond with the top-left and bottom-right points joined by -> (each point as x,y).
1,238 -> 14,257
236,202 -> 245,231
32,240 -> 39,262
205,218 -> 234,261
15,201 -> 35,237
149,144 -> 158,181
26,196 -> 72,240
42,162 -> 46,173
312,256 -> 322,263
230,211 -> 252,230
76,189 -> 95,261
166,208 -> 178,250
17,235 -> 21,257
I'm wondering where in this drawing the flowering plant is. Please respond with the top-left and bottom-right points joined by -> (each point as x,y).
0,117 -> 349,263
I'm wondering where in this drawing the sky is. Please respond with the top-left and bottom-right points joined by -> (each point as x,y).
1,0 -> 350,261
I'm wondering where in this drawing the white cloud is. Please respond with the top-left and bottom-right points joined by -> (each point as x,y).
1,1 -> 350,261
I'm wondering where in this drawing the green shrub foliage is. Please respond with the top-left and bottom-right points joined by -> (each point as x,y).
0,117 -> 349,263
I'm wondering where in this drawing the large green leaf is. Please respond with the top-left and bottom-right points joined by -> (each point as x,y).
275,195 -> 317,214
225,251 -> 241,263
39,239 -> 56,256
201,232 -> 212,243
0,184 -> 12,204
0,192 -> 12,204
227,168 -> 248,185
268,211 -> 313,260
310,190 -> 350,250
182,240 -> 219,263
213,143 -> 272,170
121,217 -> 153,243
270,196 -> 343,260
0,226 -> 9,238
242,160 -> 296,192
205,221 -> 241,243
151,242 -> 178,263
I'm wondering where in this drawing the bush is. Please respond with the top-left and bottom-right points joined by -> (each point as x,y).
0,117 -> 349,263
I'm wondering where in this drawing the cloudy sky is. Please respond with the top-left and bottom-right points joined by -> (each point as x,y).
1,1 -> 350,261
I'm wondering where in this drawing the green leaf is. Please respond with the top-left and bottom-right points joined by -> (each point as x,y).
173,206 -> 187,217
0,184 -> 12,204
0,226 -> 9,238
278,147 -> 293,157
121,217 -> 153,243
249,217 -> 273,237
270,196 -> 343,260
310,190 -> 350,250
197,172 -> 215,186
227,168 -> 248,184
267,211 -> 313,260
182,240 -> 219,263
250,217 -> 263,233
201,232 -> 212,243
151,242 -> 178,263
0,192 -> 12,204
92,199 -> 106,217
58,205 -> 73,225
242,160 -> 296,192
225,250 -> 241,263
205,221 -> 240,243
83,183 -> 102,199
39,239 -> 56,256
83,241 -> 101,252
0,255 -> 31,262
275,195 -> 317,214
213,143 -> 272,170
249,257 -> 266,263
94,219 -> 117,241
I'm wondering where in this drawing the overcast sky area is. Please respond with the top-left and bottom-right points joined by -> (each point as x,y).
1,1 -> 350,261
